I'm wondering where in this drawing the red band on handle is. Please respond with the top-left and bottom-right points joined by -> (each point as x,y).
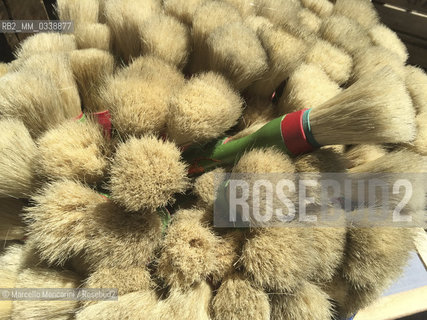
93,110 -> 112,139
74,112 -> 84,121
281,109 -> 314,155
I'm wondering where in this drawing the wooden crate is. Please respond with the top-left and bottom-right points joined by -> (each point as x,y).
0,0 -> 54,61
373,0 -> 427,69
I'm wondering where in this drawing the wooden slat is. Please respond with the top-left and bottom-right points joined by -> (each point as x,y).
374,0 -> 427,15
3,0 -> 49,42
374,2 -> 427,40
354,286 -> 427,320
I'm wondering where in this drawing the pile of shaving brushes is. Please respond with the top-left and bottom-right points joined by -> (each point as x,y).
1,0 -> 426,319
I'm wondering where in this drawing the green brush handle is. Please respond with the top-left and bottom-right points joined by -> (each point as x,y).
183,109 -> 320,175
183,117 -> 286,175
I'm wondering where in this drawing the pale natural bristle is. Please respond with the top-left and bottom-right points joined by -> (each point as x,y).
231,148 -> 297,226
239,96 -> 276,129
243,15 -> 272,34
344,144 -> 387,168
167,72 -> 243,145
116,54 -> 185,84
222,0 -> 257,17
104,56 -> 184,137
239,227 -> 318,292
349,150 -> 427,213
405,66 -> 427,115
256,0 -> 304,37
104,0 -> 161,61
369,24 -> 408,63
154,282 -> 212,320
250,24 -> 307,97
324,273 -> 383,318
212,273 -> 270,320
0,198 -> 26,240
0,71 -> 67,137
0,119 -> 37,198
0,244 -> 25,319
25,179 -> 163,268
76,290 -> 158,319
11,53 -> 82,119
343,226 -> 415,292
101,76 -> 170,137
192,1 -> 242,44
12,251 -> 81,320
305,39 -> 353,85
156,209 -> 235,288
70,49 -> 115,112
270,281 -> 332,320
139,14 -> 190,69
35,119 -> 109,184
190,1 -> 242,73
413,112 -> 427,155
56,0 -> 99,25
0,62 -> 8,77
233,148 -> 296,174
25,179 -> 106,265
193,167 -> 226,209
74,23 -> 112,51
319,15 -> 372,54
298,8 -> 322,34
310,68 -> 416,145
352,46 -> 406,82
206,22 -> 268,90
300,0 -> 333,18
278,63 -> 341,114
109,136 -> 189,212
14,33 -> 76,59
333,0 -> 379,29
163,0 -> 208,25
83,265 -> 153,303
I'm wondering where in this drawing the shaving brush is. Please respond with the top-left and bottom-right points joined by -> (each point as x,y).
74,23 -> 112,50
333,0 -> 379,29
35,119 -> 109,184
25,179 -> 164,268
212,273 -> 270,320
14,33 -> 76,59
156,209 -> 236,289
104,0 -> 161,61
139,14 -> 190,69
69,49 -> 115,113
183,68 -> 415,174
0,119 -> 37,198
101,55 -> 185,137
167,71 -> 243,146
369,24 -> 408,63
109,136 -> 189,212
269,280 -> 333,320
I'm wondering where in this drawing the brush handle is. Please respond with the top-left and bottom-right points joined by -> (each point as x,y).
183,109 -> 321,175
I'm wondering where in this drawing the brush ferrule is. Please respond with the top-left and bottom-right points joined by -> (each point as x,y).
93,110 -> 112,140
280,108 -> 320,155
